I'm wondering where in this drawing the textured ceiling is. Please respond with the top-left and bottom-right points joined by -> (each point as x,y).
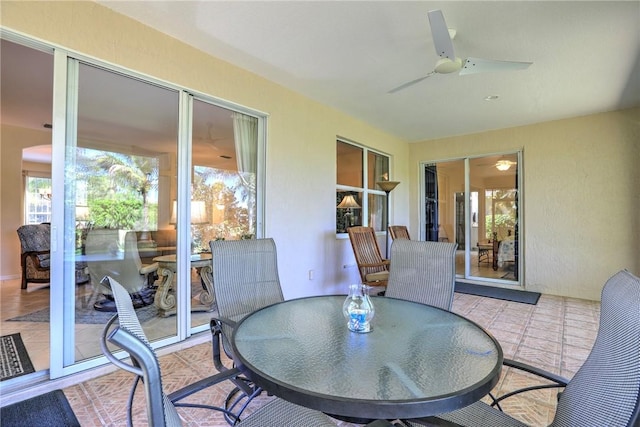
97,1 -> 640,142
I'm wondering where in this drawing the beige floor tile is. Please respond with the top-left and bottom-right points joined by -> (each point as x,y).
1,277 -> 602,426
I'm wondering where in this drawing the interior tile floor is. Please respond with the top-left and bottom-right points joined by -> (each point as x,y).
61,290 -> 600,426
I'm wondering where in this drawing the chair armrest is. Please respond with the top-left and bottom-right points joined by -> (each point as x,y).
23,250 -> 51,266
210,317 -> 238,372
359,260 -> 391,268
139,262 -> 159,275
210,316 -> 237,330
488,358 -> 570,409
504,358 -> 569,386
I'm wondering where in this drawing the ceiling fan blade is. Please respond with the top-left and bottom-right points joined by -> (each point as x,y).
428,9 -> 456,60
460,57 -> 532,75
388,73 -> 434,94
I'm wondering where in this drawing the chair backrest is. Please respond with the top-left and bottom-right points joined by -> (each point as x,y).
101,276 -> 182,427
386,239 -> 458,310
551,270 -> 640,427
16,223 -> 50,253
209,238 -> 285,353
347,226 -> 388,283
85,229 -> 147,295
389,225 -> 410,240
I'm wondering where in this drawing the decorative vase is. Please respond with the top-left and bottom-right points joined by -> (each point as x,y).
342,283 -> 375,333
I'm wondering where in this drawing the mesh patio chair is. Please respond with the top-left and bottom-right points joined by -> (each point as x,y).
386,239 -> 457,311
408,269 -> 640,427
208,238 -> 287,422
101,275 -> 338,427
347,226 -> 390,289
388,225 -> 411,241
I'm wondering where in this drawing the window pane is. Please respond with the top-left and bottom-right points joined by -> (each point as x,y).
25,176 -> 52,224
336,191 -> 362,233
337,141 -> 363,187
367,151 -> 389,189
368,193 -> 385,232
192,101 -> 257,250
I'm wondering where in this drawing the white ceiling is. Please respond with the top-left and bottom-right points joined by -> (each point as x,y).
96,0 -> 640,142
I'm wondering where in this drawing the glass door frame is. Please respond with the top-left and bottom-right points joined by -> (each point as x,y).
419,152 -> 523,287
43,39 -> 267,378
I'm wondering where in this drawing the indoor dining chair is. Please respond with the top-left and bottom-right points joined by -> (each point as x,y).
386,239 -> 457,311
100,275 -> 338,427
409,269 -> 640,427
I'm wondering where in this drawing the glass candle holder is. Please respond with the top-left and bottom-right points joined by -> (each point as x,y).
342,283 -> 375,333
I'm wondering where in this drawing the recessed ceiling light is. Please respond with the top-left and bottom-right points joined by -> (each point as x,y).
484,95 -> 499,101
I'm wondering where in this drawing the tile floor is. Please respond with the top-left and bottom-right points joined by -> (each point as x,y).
62,291 -> 600,426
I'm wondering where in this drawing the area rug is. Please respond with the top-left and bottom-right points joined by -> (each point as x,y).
455,282 -> 540,305
7,299 -> 158,325
0,333 -> 35,381
0,389 -> 80,426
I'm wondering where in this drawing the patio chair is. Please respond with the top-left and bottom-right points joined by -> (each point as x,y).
208,238 -> 286,422
386,239 -> 457,311
347,226 -> 390,289
388,225 -> 410,240
86,229 -> 158,311
100,275 -> 338,427
409,269 -> 640,427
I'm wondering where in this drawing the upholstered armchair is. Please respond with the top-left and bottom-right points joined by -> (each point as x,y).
16,223 -> 51,289
17,223 -> 90,290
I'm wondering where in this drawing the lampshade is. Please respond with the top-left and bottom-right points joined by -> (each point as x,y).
75,206 -> 90,221
376,181 -> 400,193
190,200 -> 208,224
170,200 -> 209,224
495,160 -> 512,171
337,195 -> 361,209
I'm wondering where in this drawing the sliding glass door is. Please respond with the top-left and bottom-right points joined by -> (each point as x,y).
421,153 -> 521,285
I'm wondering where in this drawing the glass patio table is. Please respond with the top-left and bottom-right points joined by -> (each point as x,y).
231,295 -> 503,422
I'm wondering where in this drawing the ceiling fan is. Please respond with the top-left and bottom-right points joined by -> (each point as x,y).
389,9 -> 532,93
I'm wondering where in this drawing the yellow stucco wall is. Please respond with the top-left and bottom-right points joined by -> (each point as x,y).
2,1 -> 638,300
409,108 -> 640,300
0,1 -> 410,297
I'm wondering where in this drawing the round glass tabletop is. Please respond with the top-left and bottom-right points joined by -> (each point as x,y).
232,295 -> 502,420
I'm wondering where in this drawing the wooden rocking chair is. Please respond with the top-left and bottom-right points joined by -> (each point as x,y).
389,225 -> 410,240
347,226 -> 389,289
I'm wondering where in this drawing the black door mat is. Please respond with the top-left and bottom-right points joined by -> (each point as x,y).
0,333 -> 35,381
0,389 -> 80,426
455,282 -> 540,305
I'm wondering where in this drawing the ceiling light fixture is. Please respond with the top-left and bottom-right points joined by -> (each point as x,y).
495,159 -> 512,171
484,95 -> 499,101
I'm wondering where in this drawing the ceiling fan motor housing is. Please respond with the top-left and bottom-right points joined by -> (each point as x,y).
434,57 -> 463,74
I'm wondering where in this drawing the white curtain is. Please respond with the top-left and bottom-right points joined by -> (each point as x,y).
232,112 -> 258,233
232,112 -> 257,175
